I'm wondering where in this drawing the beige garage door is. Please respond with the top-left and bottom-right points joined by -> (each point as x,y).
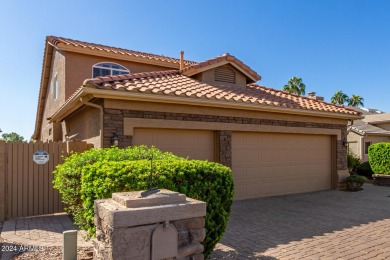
232,132 -> 332,200
133,128 -> 215,161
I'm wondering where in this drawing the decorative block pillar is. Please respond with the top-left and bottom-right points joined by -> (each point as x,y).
93,189 -> 206,260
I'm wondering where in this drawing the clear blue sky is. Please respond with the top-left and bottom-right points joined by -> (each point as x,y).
1,0 -> 389,140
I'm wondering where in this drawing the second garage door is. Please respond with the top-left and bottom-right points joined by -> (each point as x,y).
232,132 -> 332,200
133,128 -> 215,161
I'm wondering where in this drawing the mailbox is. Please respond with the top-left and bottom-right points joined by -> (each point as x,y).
151,221 -> 178,260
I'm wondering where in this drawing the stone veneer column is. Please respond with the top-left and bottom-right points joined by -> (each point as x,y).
218,130 -> 232,168
94,189 -> 206,260
103,109 -> 132,148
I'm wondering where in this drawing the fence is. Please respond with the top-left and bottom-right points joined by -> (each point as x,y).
0,141 -> 93,221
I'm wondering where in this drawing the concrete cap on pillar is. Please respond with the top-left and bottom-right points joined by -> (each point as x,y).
112,189 -> 186,208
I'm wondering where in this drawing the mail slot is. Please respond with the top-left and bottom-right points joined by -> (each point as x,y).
151,221 -> 178,260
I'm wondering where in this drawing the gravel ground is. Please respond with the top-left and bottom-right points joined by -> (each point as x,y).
0,222 -> 93,260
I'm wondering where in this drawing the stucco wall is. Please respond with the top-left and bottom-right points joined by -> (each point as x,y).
347,131 -> 361,158
64,52 -> 174,100
40,49 -> 66,142
64,106 -> 101,148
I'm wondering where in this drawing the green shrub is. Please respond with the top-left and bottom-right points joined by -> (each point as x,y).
53,146 -> 181,229
53,146 -> 234,258
356,161 -> 374,179
346,175 -> 366,184
368,142 -> 390,174
347,152 -> 362,173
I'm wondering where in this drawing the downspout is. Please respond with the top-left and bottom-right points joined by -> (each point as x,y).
80,99 -> 104,148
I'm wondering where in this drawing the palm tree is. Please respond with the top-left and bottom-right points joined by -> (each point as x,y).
331,91 -> 349,106
348,95 -> 364,107
283,76 -> 306,95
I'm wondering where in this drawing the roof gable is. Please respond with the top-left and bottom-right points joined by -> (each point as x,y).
181,53 -> 261,83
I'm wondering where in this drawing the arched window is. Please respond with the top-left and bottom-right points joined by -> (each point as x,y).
92,62 -> 130,78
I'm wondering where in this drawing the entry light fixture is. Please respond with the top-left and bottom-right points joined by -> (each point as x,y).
111,133 -> 119,147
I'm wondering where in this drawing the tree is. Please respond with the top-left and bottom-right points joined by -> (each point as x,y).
348,95 -> 364,107
331,90 -> 349,106
282,76 -> 306,95
1,132 -> 25,142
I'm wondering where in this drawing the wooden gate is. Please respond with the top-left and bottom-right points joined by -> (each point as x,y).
0,141 -> 93,221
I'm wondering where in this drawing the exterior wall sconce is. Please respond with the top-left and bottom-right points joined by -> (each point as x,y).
343,140 -> 348,147
111,133 -> 119,147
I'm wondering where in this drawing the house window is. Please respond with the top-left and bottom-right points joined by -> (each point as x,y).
92,62 -> 130,78
364,141 -> 372,155
52,74 -> 58,100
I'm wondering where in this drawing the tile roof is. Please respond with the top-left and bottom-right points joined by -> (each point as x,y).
83,70 -> 360,116
47,36 -> 198,66
362,113 -> 390,123
350,120 -> 390,135
181,53 -> 261,82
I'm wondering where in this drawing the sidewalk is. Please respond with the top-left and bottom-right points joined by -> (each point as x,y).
0,213 -> 92,259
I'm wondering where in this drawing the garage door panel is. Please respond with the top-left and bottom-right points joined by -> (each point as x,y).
232,132 -> 332,199
133,129 -> 214,161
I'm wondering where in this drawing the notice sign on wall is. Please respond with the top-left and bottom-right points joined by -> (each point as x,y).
33,150 -> 49,165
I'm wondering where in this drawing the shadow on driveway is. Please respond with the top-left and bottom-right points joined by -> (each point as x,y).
211,184 -> 390,259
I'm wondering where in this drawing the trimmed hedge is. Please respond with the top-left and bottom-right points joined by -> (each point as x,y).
53,146 -> 234,257
368,142 -> 390,174
356,161 -> 374,179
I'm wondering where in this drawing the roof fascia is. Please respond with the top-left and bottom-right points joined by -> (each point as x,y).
51,88 -> 363,123
33,42 -> 54,140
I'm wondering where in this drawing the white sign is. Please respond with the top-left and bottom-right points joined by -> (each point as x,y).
33,150 -> 49,165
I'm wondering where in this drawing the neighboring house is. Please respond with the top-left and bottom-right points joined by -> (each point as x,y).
33,36 -> 362,200
348,110 -> 390,161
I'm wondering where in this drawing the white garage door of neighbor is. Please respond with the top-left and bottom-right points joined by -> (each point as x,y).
133,128 -> 215,161
232,132 -> 332,200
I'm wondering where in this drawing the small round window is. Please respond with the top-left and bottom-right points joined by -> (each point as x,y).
92,62 -> 130,78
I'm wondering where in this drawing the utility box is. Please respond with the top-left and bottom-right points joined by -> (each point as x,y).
93,189 -> 206,260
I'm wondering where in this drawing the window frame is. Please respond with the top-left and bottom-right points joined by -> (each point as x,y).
364,141 -> 372,155
92,62 -> 130,78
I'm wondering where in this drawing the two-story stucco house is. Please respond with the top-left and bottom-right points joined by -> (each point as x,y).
33,36 -> 361,200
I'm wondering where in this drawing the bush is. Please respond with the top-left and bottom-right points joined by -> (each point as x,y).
346,175 -> 366,184
53,146 -> 234,258
347,153 -> 361,173
356,161 -> 374,179
368,142 -> 390,174
53,146 -> 181,229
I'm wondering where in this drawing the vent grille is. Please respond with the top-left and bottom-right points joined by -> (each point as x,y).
214,66 -> 236,84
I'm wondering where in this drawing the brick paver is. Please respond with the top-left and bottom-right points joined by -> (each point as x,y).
1,213 -> 92,247
211,184 -> 390,259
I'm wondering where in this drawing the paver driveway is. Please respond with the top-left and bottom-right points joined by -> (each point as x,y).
211,184 -> 390,259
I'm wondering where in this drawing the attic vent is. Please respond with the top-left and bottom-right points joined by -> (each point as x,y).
214,66 -> 236,84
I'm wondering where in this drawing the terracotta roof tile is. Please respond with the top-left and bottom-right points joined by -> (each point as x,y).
47,36 -> 198,66
82,71 -> 360,116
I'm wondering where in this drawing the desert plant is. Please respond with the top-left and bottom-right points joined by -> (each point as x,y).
345,175 -> 366,191
53,146 -> 234,258
356,161 -> 374,179
368,142 -> 390,174
347,152 -> 362,174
